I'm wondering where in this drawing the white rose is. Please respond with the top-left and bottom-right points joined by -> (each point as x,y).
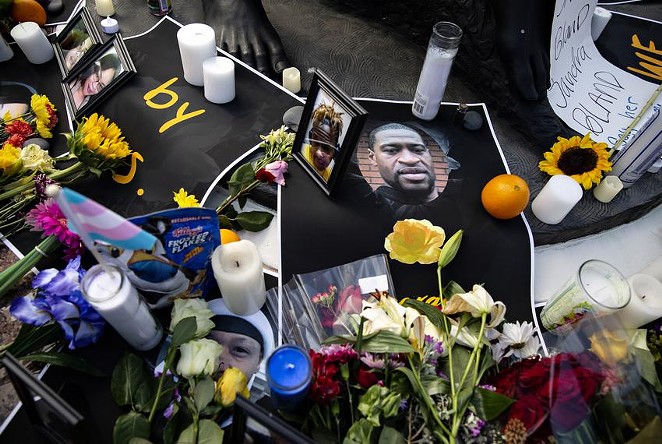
176,338 -> 223,379
170,298 -> 215,337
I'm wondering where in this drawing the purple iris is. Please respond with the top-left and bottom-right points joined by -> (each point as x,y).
10,257 -> 105,349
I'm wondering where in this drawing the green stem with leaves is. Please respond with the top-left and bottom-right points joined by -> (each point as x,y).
0,235 -> 59,299
148,346 -> 177,423
215,180 -> 260,215
0,162 -> 86,202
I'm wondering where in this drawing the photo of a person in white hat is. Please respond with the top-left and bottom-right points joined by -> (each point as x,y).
207,298 -> 275,386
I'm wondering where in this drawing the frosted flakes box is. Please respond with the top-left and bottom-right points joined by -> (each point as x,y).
95,207 -> 221,308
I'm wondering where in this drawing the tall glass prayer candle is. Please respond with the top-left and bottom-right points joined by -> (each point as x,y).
147,0 -> 172,17
267,345 -> 312,412
81,264 -> 163,350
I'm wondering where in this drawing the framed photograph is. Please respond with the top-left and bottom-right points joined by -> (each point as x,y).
1,353 -> 87,444
53,7 -> 102,78
292,69 -> 368,195
229,396 -> 314,443
61,35 -> 137,120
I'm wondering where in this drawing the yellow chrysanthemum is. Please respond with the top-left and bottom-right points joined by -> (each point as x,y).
35,120 -> 53,139
30,94 -> 56,126
214,367 -> 249,407
538,133 -> 612,190
0,143 -> 22,174
173,188 -> 200,208
385,219 -> 446,264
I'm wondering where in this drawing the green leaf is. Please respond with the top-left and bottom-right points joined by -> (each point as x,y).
634,348 -> 662,392
471,387 -> 514,421
22,352 -> 105,377
134,380 -> 156,413
403,299 -> 448,334
143,377 -> 176,413
421,374 -> 448,397
443,280 -> 466,299
197,419 -> 224,444
441,346 -> 471,387
343,418 -> 374,444
171,317 -> 197,349
113,411 -> 151,444
378,426 -> 406,444
476,350 -> 495,383
193,377 -> 216,412
438,229 -> 463,269
456,386 -> 473,415
227,163 -> 256,197
128,439 -> 153,444
111,353 -> 149,407
393,366 -> 417,391
6,323 -> 62,358
217,214 -> 233,229
361,331 -> 415,353
234,210 -> 274,231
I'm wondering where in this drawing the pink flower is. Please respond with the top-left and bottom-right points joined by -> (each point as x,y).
25,199 -> 83,260
264,160 -> 288,186
337,284 -> 363,314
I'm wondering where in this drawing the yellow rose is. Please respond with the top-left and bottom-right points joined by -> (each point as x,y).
215,367 -> 249,407
176,338 -> 223,379
589,329 -> 631,366
384,219 -> 446,264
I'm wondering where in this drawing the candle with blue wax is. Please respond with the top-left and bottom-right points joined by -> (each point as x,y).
267,345 -> 312,411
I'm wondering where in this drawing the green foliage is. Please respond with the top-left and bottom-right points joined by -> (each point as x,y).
114,412 -> 151,444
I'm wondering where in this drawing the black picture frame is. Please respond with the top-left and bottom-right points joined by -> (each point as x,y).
229,396 -> 314,444
1,353 -> 87,444
52,7 -> 102,78
292,69 -> 368,195
61,35 -> 137,120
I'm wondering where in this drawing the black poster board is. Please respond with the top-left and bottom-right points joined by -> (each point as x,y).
71,17 -> 301,218
280,101 -> 536,323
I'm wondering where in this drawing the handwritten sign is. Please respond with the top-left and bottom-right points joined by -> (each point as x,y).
548,0 -> 661,145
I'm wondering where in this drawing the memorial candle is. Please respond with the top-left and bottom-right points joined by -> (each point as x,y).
531,175 -> 583,224
95,0 -> 115,17
0,33 -> 14,62
81,264 -> 163,351
282,67 -> 301,94
211,240 -> 266,316
615,274 -> 662,329
203,56 -> 235,104
10,22 -> 53,64
267,345 -> 312,412
593,175 -> 623,203
177,23 -> 217,86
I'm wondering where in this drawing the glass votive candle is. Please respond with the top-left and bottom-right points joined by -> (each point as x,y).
540,259 -> 630,334
267,344 -> 312,412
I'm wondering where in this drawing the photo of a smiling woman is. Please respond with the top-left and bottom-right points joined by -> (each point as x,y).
207,298 -> 275,386
68,50 -> 122,111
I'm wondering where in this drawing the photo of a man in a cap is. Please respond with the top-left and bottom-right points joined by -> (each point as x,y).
301,102 -> 344,182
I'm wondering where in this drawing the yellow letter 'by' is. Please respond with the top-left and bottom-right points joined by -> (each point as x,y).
143,77 -> 205,133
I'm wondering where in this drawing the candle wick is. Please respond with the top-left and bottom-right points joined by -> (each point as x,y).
286,363 -> 295,370
235,261 -> 240,267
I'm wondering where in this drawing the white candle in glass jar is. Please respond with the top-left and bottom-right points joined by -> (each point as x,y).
10,22 -> 53,64
0,33 -> 14,62
177,23 -> 217,86
203,56 -> 235,104
531,175 -> 583,224
95,0 -> 115,17
211,240 -> 266,316
614,274 -> 662,329
282,67 -> 301,94
81,264 -> 163,351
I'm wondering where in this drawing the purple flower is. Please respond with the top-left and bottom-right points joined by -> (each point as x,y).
264,160 -> 288,186
10,257 -> 105,349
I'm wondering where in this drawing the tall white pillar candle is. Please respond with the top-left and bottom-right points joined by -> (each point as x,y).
81,264 -> 163,350
95,0 -> 115,17
614,274 -> 662,329
531,175 -> 583,224
0,33 -> 14,62
203,56 -> 235,104
593,175 -> 623,203
591,7 -> 612,41
282,67 -> 301,94
211,240 -> 266,316
177,23 -> 217,86
10,22 -> 54,64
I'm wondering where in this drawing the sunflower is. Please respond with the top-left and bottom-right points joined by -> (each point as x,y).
538,133 -> 612,190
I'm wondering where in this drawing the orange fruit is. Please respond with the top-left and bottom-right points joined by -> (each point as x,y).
220,228 -> 240,244
10,0 -> 47,27
481,174 -> 530,219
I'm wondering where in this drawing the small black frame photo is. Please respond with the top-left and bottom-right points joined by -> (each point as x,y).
292,69 -> 368,195
229,396 -> 314,444
61,35 -> 137,120
1,353 -> 87,444
53,7 -> 102,78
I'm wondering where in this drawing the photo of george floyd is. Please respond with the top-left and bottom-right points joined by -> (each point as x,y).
53,7 -> 102,78
61,36 -> 136,120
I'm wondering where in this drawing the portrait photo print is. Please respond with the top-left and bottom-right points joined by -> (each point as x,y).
53,7 -> 102,78
293,69 -> 367,195
62,36 -> 136,120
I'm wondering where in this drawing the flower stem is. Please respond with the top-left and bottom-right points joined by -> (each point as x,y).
0,162 -> 86,202
215,180 -> 260,215
406,355 -> 452,439
0,236 -> 59,299
148,348 -> 176,423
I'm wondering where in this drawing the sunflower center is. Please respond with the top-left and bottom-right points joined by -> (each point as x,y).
557,147 -> 598,175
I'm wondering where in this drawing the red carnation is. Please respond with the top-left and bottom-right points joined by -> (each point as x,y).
6,134 -> 25,147
45,103 -> 58,128
256,168 -> 275,183
5,119 -> 33,137
309,375 -> 340,405
356,366 -> 380,389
